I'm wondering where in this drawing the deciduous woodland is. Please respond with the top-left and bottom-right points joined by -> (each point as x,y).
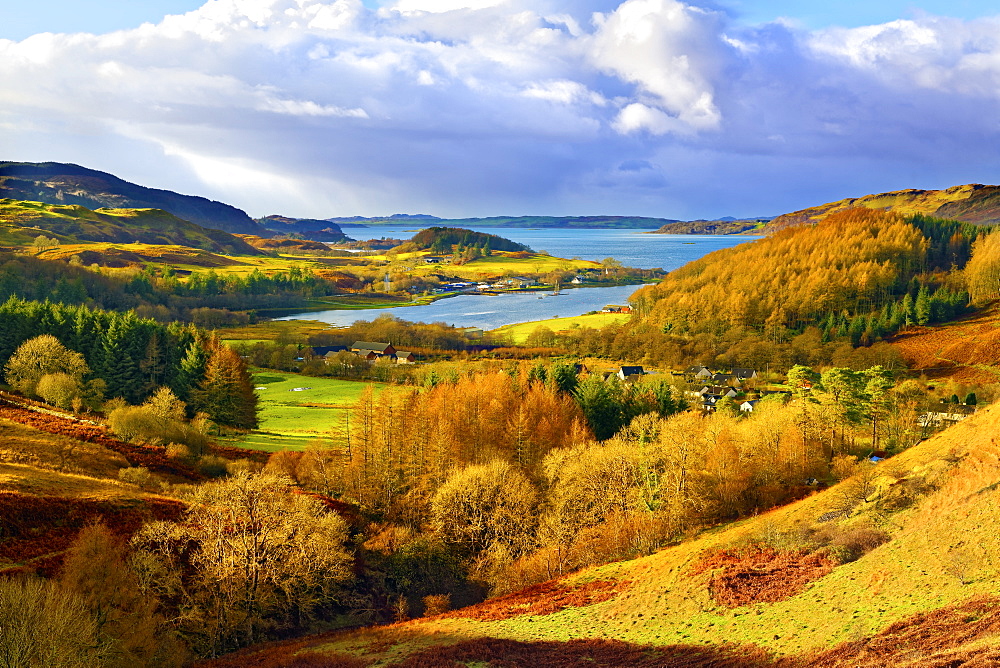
1,203 -> 1000,665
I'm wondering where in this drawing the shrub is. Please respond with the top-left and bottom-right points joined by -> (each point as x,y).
118,466 -> 152,488
198,455 -> 230,478
423,593 -> 451,616
165,443 -> 192,461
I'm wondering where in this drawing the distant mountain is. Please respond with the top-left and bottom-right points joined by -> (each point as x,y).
0,199 -> 261,255
320,215 -> 675,229
0,162 -> 264,235
770,183 -> 1000,232
257,215 -> 352,242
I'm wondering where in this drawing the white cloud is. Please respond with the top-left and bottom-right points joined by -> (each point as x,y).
3,1 -> 1000,218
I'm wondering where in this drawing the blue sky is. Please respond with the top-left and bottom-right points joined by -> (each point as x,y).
3,0 -> 1000,219
3,0 -> 999,39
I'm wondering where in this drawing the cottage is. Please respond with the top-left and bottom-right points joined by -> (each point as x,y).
617,366 -> 645,380
424,256 -> 444,264
733,368 -> 758,381
602,305 -> 632,314
739,400 -> 759,413
570,276 -> 584,285
712,373 -> 739,386
395,351 -> 416,364
687,365 -> 713,380
350,342 -> 396,356
310,345 -> 348,358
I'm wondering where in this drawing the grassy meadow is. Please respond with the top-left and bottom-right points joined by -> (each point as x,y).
219,372 -> 387,452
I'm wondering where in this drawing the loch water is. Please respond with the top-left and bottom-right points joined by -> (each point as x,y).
276,228 -> 761,329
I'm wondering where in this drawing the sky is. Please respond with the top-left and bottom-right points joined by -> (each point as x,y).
3,1 -> 1000,219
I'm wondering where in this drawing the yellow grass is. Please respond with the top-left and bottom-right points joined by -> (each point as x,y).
491,312 -> 629,344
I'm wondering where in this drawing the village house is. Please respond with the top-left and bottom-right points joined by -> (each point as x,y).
395,351 -> 416,364
570,275 -> 585,284
687,365 -> 714,380
712,372 -> 740,386
350,342 -> 395,355
617,365 -> 645,381
739,400 -> 759,413
424,256 -> 444,264
602,304 -> 632,314
310,345 -> 348,358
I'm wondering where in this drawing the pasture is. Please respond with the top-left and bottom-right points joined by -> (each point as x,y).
221,372 -> 386,452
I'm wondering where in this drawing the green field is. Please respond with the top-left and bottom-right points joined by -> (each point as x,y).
220,372 -> 385,452
491,312 -> 630,344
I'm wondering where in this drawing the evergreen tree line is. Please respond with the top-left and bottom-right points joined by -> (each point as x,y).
0,297 -> 257,428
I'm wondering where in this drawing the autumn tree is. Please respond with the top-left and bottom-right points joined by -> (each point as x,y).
60,523 -> 182,668
132,472 -> 352,656
4,334 -> 88,398
0,576 -> 102,667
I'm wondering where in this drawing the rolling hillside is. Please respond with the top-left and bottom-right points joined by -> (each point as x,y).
200,399 -> 1000,667
0,199 -> 262,255
0,161 -> 264,235
770,183 -> 1000,232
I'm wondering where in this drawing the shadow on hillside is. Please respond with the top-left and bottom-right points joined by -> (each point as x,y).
383,637 -> 775,668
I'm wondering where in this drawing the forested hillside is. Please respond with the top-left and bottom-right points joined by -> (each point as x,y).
580,209 -> 982,371
401,227 -> 530,253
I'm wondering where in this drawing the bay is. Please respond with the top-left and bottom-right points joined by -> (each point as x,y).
277,228 -> 761,329
346,225 -> 762,270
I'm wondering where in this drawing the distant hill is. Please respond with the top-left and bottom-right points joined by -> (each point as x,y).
0,199 -> 262,255
324,215 -> 677,229
256,215 -> 352,242
770,183 -> 1000,232
652,218 -> 771,235
406,227 -> 530,253
0,161 -> 264,235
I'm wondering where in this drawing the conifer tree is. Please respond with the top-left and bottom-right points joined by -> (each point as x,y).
191,338 -> 258,429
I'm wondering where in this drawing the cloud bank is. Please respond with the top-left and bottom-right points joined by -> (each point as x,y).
2,0 -> 1000,218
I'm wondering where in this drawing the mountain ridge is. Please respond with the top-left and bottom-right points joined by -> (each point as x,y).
0,198 -> 262,255
0,161 -> 264,235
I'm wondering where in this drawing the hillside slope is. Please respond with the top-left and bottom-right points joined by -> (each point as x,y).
257,215 -> 352,242
0,161 -> 263,235
770,183 -> 1000,232
202,401 -> 1000,667
0,199 -> 262,255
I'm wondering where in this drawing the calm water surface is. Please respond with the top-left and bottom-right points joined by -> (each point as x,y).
277,228 -> 761,329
